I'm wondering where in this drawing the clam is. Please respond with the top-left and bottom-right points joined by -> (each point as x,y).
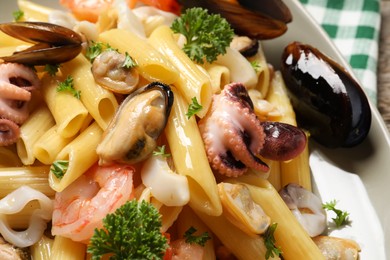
218,182 -> 270,235
280,42 -> 371,148
96,82 -> 174,165
92,50 -> 139,94
0,22 -> 82,65
179,0 -> 292,39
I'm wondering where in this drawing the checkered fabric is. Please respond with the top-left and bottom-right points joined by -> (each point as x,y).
299,0 -> 381,104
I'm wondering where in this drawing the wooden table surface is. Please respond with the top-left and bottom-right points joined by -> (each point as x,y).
378,1 -> 390,132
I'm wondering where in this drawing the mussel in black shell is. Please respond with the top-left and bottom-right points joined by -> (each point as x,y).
280,41 -> 371,148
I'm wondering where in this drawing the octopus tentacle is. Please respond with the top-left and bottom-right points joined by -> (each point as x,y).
199,82 -> 269,177
0,118 -> 20,146
0,63 -> 40,146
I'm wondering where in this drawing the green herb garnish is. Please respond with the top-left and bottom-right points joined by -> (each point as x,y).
87,200 -> 168,260
50,160 -> 69,180
122,52 -> 137,69
13,10 -> 24,21
171,7 -> 234,64
323,200 -> 350,227
251,60 -> 261,73
85,41 -> 116,62
153,145 -> 170,158
57,75 -> 81,99
186,97 -> 202,119
262,223 -> 282,260
184,226 -> 211,247
44,64 -> 60,76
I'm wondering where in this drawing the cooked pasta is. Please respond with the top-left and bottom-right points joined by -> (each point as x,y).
40,74 -> 89,138
30,235 -> 53,260
165,87 -> 222,216
98,28 -> 179,84
60,54 -> 119,130
16,104 -> 55,165
48,122 -> 102,192
50,236 -> 86,260
148,25 -> 213,118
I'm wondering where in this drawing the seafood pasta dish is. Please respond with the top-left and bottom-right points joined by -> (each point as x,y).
0,0 -> 374,259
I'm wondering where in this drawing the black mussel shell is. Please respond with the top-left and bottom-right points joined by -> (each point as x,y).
280,42 -> 371,148
178,0 -> 291,39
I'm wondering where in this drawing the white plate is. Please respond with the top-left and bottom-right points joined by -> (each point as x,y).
1,0 -> 389,258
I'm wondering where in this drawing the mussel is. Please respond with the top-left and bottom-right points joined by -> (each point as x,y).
96,82 -> 174,165
280,42 -> 371,148
0,22 -> 82,65
178,0 -> 292,39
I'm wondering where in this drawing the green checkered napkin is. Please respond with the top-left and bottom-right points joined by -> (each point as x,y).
299,0 -> 381,104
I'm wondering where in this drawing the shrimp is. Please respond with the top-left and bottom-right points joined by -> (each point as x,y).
169,239 -> 204,260
59,0 -> 114,22
51,163 -> 135,243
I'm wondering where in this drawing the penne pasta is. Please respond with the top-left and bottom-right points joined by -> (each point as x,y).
40,74 -> 89,139
165,87 -> 222,216
148,25 -> 213,118
16,104 -> 55,165
33,125 -> 74,165
0,166 -> 54,198
228,175 -> 324,259
202,63 -> 230,94
194,209 -> 278,260
248,43 -> 272,97
98,28 -> 179,84
60,54 -> 118,130
30,235 -> 53,260
49,122 -> 102,192
17,0 -> 52,22
266,71 -> 312,191
50,236 -> 86,260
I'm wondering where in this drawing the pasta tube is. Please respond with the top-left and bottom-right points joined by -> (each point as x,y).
17,0 -> 52,22
40,74 -> 89,138
30,235 -> 53,260
33,125 -> 74,165
165,88 -> 222,216
266,71 -> 312,191
98,28 -> 179,84
228,175 -> 324,259
50,236 -> 86,260
60,54 -> 118,130
194,209 -> 278,260
49,122 -> 102,192
0,166 -> 54,198
17,104 -> 55,165
148,25 -> 213,118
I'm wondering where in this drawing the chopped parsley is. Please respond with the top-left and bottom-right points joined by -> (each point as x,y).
262,223 -> 282,260
13,10 -> 24,21
153,145 -> 171,157
57,75 -> 81,99
323,200 -> 350,227
44,64 -> 60,76
50,160 -> 69,180
186,97 -> 203,119
85,41 -> 116,62
184,226 -> 211,247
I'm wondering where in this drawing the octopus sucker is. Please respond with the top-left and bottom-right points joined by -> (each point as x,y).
199,82 -> 269,177
0,63 -> 40,146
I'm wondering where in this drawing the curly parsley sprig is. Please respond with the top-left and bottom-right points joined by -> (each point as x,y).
184,226 -> 211,247
171,7 -> 234,64
88,200 -> 168,260
323,200 -> 350,227
50,160 -> 69,180
57,76 -> 81,99
262,223 -> 282,260
186,97 -> 203,119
